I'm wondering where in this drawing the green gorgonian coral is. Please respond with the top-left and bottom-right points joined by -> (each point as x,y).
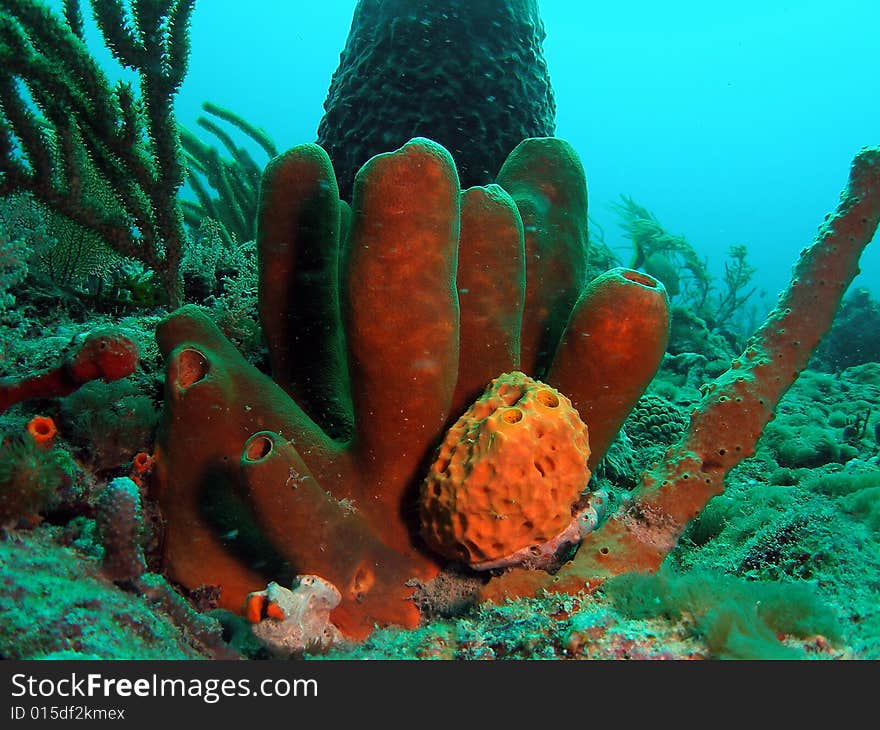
0,0 -> 195,306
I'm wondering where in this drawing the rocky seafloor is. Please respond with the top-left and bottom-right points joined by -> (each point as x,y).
1,291 -> 878,661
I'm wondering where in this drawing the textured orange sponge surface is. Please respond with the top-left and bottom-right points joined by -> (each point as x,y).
420,371 -> 591,566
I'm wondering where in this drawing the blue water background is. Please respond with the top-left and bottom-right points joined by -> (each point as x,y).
47,0 -> 880,313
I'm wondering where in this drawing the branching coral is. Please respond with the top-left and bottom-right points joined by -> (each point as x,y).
154,137 -> 670,639
179,101 -> 277,247
613,194 -> 710,302
613,195 -> 758,330
0,0 -> 195,306
713,244 -> 758,325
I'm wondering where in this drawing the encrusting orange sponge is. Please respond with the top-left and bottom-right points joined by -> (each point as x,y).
419,371 -> 592,568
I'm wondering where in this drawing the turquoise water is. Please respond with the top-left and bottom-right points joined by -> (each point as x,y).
54,0 -> 880,308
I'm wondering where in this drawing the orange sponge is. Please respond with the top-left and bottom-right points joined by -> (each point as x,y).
419,371 -> 591,567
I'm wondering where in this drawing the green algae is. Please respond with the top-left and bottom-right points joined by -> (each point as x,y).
603,569 -> 841,660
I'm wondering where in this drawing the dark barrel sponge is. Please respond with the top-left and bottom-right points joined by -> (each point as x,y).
316,0 -> 556,200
